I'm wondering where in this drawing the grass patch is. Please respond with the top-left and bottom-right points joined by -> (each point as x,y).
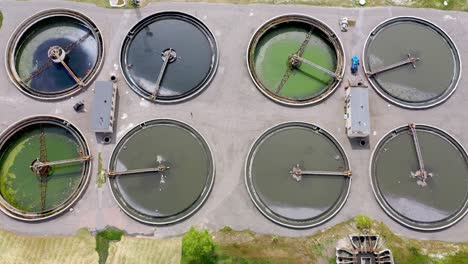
442,251 -> 468,264
0,228 -> 98,264
414,0 -> 468,11
95,227 -> 124,264
70,0 -> 139,8
214,216 -> 468,263
61,0 -> 468,11
219,226 -> 234,232
107,235 -> 181,263
0,11 -> 3,31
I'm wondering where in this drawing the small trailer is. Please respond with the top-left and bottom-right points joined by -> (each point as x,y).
344,80 -> 370,145
91,81 -> 118,144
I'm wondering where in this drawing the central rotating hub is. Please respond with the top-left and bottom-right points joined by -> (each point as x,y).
48,46 -> 66,63
30,159 -> 51,176
161,48 -> 177,63
289,54 -> 302,69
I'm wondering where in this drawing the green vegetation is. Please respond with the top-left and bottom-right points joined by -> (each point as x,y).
219,226 -> 234,232
107,236 -> 181,263
95,227 -> 124,264
413,0 -> 468,11
355,214 -> 372,232
214,216 -> 468,263
96,152 -> 106,187
70,0 -> 138,8
64,0 -> 468,11
443,251 -> 468,264
0,217 -> 467,263
0,11 -> 3,30
0,228 -> 98,264
182,227 -> 217,264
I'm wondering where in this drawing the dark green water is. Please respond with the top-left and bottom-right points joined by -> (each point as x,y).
253,23 -> 337,100
0,125 -> 84,212
248,124 -> 349,223
15,16 -> 98,94
365,21 -> 457,104
373,128 -> 468,225
122,14 -> 216,101
111,123 -> 212,219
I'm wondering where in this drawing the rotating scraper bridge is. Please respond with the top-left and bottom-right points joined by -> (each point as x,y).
0,1 -> 467,244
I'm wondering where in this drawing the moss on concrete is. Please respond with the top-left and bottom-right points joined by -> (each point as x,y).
0,11 -> 3,30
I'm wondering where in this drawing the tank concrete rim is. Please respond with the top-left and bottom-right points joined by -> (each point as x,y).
0,115 -> 92,222
107,118 -> 216,225
362,16 -> 462,109
246,14 -> 346,106
245,121 -> 351,228
369,124 -> 468,231
119,11 -> 219,104
5,8 -> 105,101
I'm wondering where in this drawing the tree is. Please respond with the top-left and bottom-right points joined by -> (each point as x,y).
182,227 -> 217,264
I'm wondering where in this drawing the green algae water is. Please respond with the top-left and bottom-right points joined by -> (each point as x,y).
0,124 -> 84,213
248,15 -> 344,105
254,24 -> 336,100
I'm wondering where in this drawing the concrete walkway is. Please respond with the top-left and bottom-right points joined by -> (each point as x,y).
0,0 -> 467,242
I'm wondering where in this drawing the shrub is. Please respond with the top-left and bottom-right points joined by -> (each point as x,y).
182,227 -> 217,264
220,226 -> 234,232
355,215 -> 372,232
95,227 -> 124,264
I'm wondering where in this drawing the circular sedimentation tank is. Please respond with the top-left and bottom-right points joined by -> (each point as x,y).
108,119 -> 215,224
6,9 -> 104,100
371,124 -> 468,230
245,122 -> 351,228
120,11 -> 218,103
363,17 -> 461,109
0,116 -> 91,221
247,14 -> 345,106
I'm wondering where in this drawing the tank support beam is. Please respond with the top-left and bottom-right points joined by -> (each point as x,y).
275,28 -> 313,94
31,155 -> 91,171
290,164 -> 351,181
108,164 -> 170,177
408,123 -> 432,186
366,53 -> 420,77
48,46 -> 84,86
23,31 -> 92,83
291,55 -> 339,79
151,48 -> 176,100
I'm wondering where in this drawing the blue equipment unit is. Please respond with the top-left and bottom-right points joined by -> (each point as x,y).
351,56 -> 360,74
